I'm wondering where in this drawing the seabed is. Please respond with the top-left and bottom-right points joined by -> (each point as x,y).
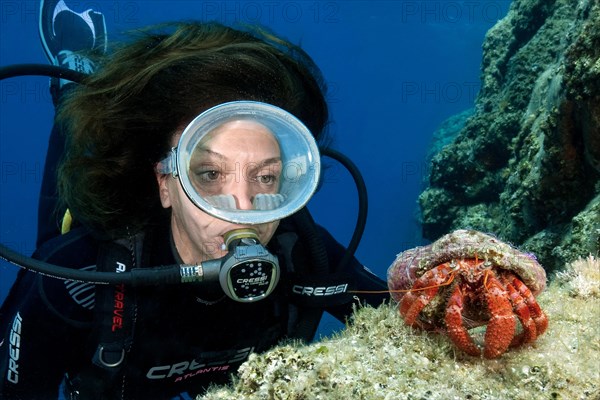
201,256 -> 600,400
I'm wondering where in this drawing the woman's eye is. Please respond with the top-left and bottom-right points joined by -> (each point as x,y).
255,174 -> 277,185
196,170 -> 221,182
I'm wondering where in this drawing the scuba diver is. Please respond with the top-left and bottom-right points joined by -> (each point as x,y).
0,1 -> 389,399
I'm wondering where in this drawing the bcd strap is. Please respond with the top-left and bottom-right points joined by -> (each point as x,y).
91,234 -> 143,376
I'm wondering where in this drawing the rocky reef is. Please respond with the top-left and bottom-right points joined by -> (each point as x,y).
199,256 -> 600,399
419,0 -> 600,273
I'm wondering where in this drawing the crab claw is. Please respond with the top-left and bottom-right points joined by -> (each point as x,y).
483,274 -> 516,358
445,284 -> 481,356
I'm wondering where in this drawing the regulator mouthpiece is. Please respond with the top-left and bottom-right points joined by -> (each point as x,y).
199,228 -> 280,302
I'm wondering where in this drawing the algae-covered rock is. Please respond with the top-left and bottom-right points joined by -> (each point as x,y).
424,108 -> 474,164
199,256 -> 600,399
419,0 -> 600,273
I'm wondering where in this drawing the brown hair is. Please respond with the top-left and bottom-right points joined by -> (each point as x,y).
58,21 -> 329,238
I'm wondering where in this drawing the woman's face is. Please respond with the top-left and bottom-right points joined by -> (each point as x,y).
156,120 -> 282,264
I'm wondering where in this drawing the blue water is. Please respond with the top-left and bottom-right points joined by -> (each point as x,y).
0,1 -> 510,337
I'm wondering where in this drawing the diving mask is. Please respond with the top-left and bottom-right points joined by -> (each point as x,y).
156,101 -> 321,224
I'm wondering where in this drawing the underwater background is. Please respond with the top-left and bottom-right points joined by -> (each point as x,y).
0,0 -> 511,337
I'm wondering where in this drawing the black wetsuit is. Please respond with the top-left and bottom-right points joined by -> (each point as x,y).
0,218 -> 388,399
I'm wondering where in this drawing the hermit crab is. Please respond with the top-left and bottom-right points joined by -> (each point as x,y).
387,230 -> 548,359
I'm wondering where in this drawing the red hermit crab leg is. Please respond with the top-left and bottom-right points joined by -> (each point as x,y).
511,275 -> 548,336
499,273 -> 541,347
399,263 -> 455,328
483,272 -> 516,359
503,278 -> 537,347
445,284 -> 481,356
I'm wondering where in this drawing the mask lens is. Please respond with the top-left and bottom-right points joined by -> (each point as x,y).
188,119 -> 283,209
176,101 -> 320,224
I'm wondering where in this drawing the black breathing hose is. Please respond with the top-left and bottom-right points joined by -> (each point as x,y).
320,148 -> 368,270
0,63 -> 87,82
0,244 -> 182,285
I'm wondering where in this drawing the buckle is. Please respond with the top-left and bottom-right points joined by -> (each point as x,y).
93,345 -> 125,368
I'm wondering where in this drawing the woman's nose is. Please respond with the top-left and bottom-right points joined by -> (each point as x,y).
236,193 -> 254,210
228,182 -> 254,210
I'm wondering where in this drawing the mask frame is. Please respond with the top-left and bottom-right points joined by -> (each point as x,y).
156,101 -> 321,225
